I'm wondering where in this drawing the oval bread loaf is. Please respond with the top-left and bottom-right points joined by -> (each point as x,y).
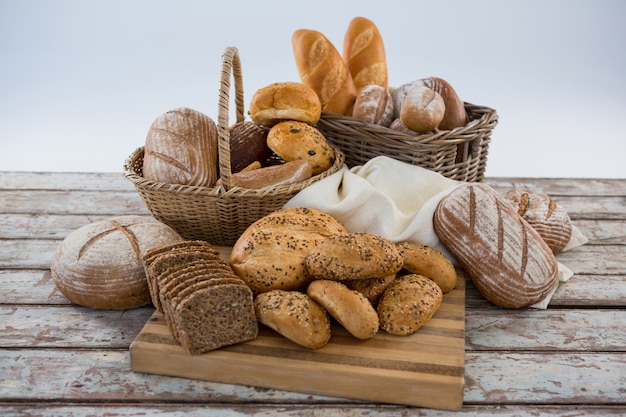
307,279 -> 379,339
143,107 -> 218,187
433,183 -> 559,308
51,215 -> 183,310
230,207 -> 348,294
377,274 -> 443,336
305,233 -> 403,280
397,242 -> 457,293
352,84 -> 394,126
254,290 -> 331,349
503,188 -> 572,255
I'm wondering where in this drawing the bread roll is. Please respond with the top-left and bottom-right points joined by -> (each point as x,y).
352,84 -> 394,126
433,183 -> 559,308
400,86 -> 446,133
397,242 -> 457,293
143,107 -> 218,187
292,29 -> 356,115
228,121 -> 271,173
389,118 -> 420,136
345,274 -> 396,305
342,16 -> 388,93
392,77 -> 467,130
503,188 -> 573,255
255,290 -> 331,349
249,82 -> 322,127
305,233 -> 403,280
377,274 -> 443,336
230,207 -> 348,294
307,279 -> 379,339
230,159 -> 313,189
266,120 -> 335,175
51,215 -> 183,310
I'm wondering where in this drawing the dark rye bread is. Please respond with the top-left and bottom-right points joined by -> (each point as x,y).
433,183 -> 559,308
174,283 -> 258,354
503,188 -> 572,255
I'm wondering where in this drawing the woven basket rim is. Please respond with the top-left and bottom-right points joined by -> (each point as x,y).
318,102 -> 498,146
123,144 -> 346,198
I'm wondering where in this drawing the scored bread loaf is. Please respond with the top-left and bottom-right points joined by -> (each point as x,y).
143,107 -> 218,187
292,29 -> 357,116
503,188 -> 573,255
433,183 -> 559,308
352,84 -> 394,127
342,16 -> 388,93
50,215 -> 183,310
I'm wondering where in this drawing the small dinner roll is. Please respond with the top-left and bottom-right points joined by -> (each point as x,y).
397,242 -> 457,293
254,290 -> 331,349
307,280 -> 379,339
249,82 -> 322,127
377,274 -> 443,336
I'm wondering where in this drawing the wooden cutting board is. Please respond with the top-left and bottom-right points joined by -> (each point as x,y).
130,247 -> 466,411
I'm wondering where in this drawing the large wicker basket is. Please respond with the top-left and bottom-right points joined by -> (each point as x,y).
123,47 -> 345,246
315,102 -> 498,182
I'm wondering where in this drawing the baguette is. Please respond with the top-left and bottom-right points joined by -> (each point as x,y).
342,16 -> 388,93
292,29 -> 356,116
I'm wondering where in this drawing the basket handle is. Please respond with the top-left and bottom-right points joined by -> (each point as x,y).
217,46 -> 245,190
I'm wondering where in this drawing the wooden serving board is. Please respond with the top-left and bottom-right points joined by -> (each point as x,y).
130,247 -> 466,411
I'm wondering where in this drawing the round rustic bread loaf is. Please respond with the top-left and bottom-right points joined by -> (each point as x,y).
50,215 -> 183,310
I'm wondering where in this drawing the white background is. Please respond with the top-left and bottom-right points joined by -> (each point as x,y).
1,0 -> 625,178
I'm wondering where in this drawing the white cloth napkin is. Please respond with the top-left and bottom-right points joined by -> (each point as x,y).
284,156 -> 586,309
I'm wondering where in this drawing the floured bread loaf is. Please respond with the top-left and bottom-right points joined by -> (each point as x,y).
50,215 -> 183,310
143,107 -> 218,187
503,188 -> 572,255
230,207 -> 348,294
434,183 -> 559,308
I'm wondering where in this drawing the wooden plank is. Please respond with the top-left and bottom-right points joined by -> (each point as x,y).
2,405 -> 626,417
2,171 -> 624,196
1,349 -> 624,406
465,309 -> 626,351
0,190 -> 149,216
464,352 -> 626,404
0,306 -> 152,348
0,270 -> 70,304
130,273 -> 466,411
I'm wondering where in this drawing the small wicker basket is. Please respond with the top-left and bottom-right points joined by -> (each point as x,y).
123,47 -> 345,246
315,103 -> 498,182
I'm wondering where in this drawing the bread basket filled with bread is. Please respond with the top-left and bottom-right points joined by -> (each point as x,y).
124,47 -> 345,246
293,17 -> 498,182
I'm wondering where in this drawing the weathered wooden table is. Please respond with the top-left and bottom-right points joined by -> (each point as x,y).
1,171 -> 625,416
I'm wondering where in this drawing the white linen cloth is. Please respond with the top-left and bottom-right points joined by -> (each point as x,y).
284,156 -> 587,309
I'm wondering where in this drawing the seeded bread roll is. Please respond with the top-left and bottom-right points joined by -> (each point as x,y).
305,233 -> 403,280
352,84 -> 394,127
377,274 -> 443,336
503,188 -> 573,255
345,274 -> 396,305
143,107 -> 218,187
433,183 -> 559,308
249,82 -> 322,127
255,290 -> 331,349
266,120 -> 335,175
230,207 -> 348,294
307,279 -> 379,339
397,242 -> 457,293
51,215 -> 183,310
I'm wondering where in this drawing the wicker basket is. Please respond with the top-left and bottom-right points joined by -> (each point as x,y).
315,103 -> 498,182
123,47 -> 345,246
